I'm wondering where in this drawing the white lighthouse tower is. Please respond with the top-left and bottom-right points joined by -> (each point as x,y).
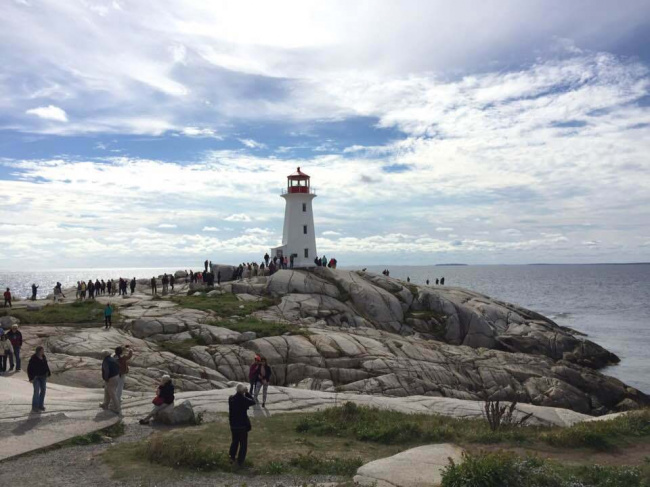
271,167 -> 318,267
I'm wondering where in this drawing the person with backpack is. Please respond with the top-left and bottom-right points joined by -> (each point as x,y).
253,357 -> 273,408
139,375 -> 175,425
99,350 -> 121,414
6,324 -> 22,371
27,346 -> 51,413
228,383 -> 256,466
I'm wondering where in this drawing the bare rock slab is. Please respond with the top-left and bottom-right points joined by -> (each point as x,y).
354,444 -> 464,487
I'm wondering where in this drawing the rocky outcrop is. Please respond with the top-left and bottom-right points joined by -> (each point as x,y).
9,268 -> 646,416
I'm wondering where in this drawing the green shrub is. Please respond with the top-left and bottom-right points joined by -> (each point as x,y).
441,451 -> 646,487
172,293 -> 277,317
145,435 -> 233,471
219,317 -> 309,338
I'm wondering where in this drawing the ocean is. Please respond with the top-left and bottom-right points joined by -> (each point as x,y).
1,263 -> 648,393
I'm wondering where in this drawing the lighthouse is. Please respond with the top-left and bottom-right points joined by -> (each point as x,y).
271,167 -> 318,267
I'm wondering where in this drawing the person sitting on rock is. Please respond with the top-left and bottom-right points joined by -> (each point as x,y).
27,346 -> 51,413
139,375 -> 175,425
253,357 -> 273,408
99,350 -> 121,414
3,288 -> 11,308
228,383 -> 256,466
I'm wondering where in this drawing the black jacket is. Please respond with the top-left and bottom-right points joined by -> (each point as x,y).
102,356 -> 120,381
158,381 -> 175,404
253,364 -> 273,382
27,354 -> 51,381
229,392 -> 255,431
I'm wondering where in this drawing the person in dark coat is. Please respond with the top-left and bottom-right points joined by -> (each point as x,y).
130,277 -> 136,294
99,350 -> 121,414
6,324 -> 22,371
228,383 -> 256,465
253,357 -> 273,407
31,283 -> 39,301
27,346 -> 51,413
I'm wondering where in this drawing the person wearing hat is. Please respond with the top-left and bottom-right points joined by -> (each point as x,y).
139,375 -> 175,424
99,350 -> 121,414
6,324 -> 22,371
228,383 -> 256,466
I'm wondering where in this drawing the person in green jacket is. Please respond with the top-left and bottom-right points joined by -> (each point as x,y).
104,303 -> 113,329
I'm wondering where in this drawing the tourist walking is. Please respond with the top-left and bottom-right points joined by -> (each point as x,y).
115,345 -> 133,402
150,277 -> 157,295
3,288 -> 11,308
0,335 -> 11,374
253,357 -> 273,408
139,375 -> 175,425
228,383 -> 256,466
248,355 -> 261,392
31,283 -> 39,301
104,303 -> 113,329
27,346 -> 51,413
7,324 -> 22,371
99,350 -> 121,414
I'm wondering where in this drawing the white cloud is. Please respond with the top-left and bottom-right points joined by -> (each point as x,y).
322,230 -> 341,236
202,226 -> 220,232
180,127 -> 221,138
224,213 -> 252,222
25,105 -> 68,122
158,223 -> 177,229
239,139 -> 267,149
435,227 -> 453,232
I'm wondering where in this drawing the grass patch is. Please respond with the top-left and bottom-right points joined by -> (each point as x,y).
160,338 -> 207,360
441,450 -> 649,487
216,316 -> 311,338
104,413 -> 398,478
172,293 -> 277,317
296,402 -> 650,452
0,300 -> 115,325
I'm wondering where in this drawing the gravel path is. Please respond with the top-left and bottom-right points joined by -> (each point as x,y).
0,422 -> 346,487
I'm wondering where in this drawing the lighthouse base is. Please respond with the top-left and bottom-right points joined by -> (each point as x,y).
271,245 -> 314,268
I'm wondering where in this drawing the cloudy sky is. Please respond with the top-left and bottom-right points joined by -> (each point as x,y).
1,0 -> 649,269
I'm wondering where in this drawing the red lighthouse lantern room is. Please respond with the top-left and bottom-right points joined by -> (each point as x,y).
287,167 -> 311,194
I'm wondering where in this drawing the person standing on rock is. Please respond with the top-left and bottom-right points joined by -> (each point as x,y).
253,357 -> 273,408
435,278 -> 439,285
0,334 -> 11,374
228,383 -> 256,466
150,277 -> 157,295
31,283 -> 39,301
7,324 -> 22,371
27,346 -> 51,413
115,345 -> 133,402
217,270 -> 221,286
248,355 -> 261,392
264,253 -> 270,266
204,259 -> 208,273
3,288 -> 11,308
100,350 -> 121,414
81,280 -> 87,300
104,303 -> 113,329
441,277 -> 445,285
139,375 -> 175,425
407,277 -> 410,283
426,279 -> 430,286
169,274 -> 175,292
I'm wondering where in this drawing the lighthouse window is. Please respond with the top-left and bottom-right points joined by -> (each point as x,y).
304,248 -> 309,258
302,203 -> 306,212
303,225 -> 308,234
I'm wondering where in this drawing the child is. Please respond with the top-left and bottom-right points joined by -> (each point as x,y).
0,335 -> 11,374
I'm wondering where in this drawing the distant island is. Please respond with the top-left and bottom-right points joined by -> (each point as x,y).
435,263 -> 468,266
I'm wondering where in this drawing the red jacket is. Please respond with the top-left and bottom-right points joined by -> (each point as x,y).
3,291 -> 10,300
249,363 -> 259,380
